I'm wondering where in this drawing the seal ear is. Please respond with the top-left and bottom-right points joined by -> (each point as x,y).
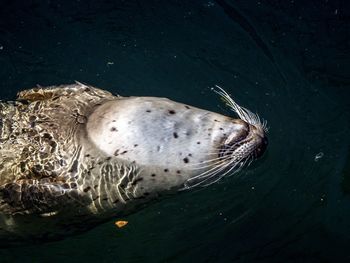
17,82 -> 117,102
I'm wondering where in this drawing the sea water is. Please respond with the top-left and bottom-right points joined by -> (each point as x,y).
0,0 -> 349,262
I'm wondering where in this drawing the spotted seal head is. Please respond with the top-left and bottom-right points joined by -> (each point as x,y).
0,83 -> 267,244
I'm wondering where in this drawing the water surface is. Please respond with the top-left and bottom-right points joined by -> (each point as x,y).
0,0 -> 349,262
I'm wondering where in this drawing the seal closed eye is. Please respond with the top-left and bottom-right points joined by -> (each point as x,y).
0,82 -> 267,244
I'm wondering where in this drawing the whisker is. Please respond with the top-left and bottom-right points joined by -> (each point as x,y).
189,148 -> 249,180
186,153 -> 245,188
203,138 -> 251,157
186,158 -> 229,182
188,160 -> 225,170
193,158 -> 242,188
247,155 -> 254,167
188,155 -> 227,167
202,148 -> 237,157
184,163 -> 229,189
218,157 -> 245,180
212,85 -> 268,133
186,149 -> 254,189
200,162 -> 233,185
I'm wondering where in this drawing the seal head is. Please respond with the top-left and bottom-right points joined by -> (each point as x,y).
86,86 -> 268,192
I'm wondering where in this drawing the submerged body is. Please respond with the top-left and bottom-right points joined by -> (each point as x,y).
0,83 -> 267,244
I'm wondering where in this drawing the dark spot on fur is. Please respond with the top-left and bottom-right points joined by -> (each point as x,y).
110,127 -> 117,132
70,183 -> 77,189
121,150 -> 128,155
112,120 -> 116,122
134,144 -> 138,147
94,185 -> 98,188
42,133 -> 52,139
164,169 -> 169,172
28,115 -> 36,122
102,197 -> 108,201
219,127 -> 224,130
185,105 -> 190,109
113,199 -> 119,204
49,141 -> 57,152
197,141 -> 201,144
168,110 -> 176,114
173,132 -> 178,138
151,174 -> 156,177
106,157 -> 112,161
146,110 -> 151,113
20,162 -> 26,172
143,192 -> 150,196
93,196 -> 100,201
85,154 -> 90,157
33,101 -> 40,111
83,186 -> 91,192
188,153 -> 192,157
114,149 -> 119,156
208,133 -> 211,136
176,170 -> 181,174
183,157 -> 189,163
214,119 -> 220,122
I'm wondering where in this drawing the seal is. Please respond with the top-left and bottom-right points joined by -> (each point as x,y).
0,82 -> 267,244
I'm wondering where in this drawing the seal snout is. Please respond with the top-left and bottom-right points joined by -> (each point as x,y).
219,120 -> 250,157
219,121 -> 268,160
249,124 -> 268,159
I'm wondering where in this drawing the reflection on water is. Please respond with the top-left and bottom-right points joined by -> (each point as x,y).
0,0 -> 349,262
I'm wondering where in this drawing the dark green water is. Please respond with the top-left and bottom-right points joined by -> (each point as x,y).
0,0 -> 349,262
